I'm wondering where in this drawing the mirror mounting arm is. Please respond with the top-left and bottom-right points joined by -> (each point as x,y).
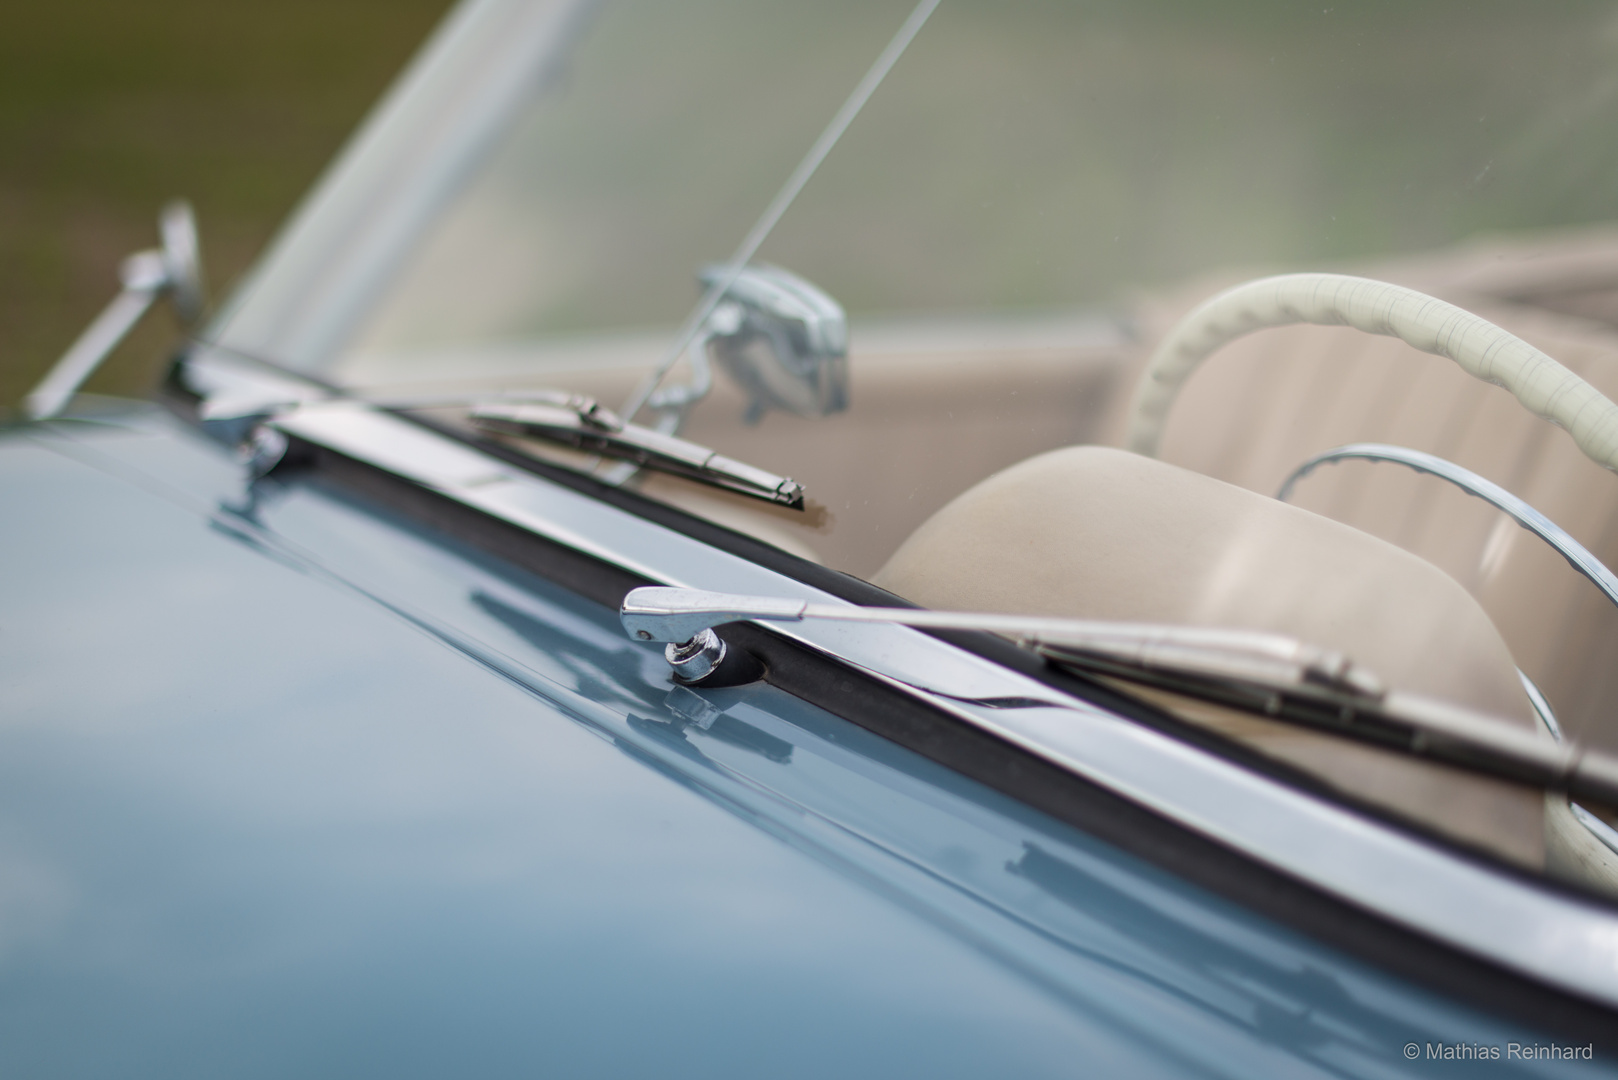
24,201 -> 205,421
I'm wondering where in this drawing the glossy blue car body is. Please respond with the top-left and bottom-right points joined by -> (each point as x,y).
7,0 -> 1618,1071
0,403 -> 1601,1076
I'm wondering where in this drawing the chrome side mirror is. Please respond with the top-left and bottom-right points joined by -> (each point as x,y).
699,264 -> 848,424
25,200 -> 207,420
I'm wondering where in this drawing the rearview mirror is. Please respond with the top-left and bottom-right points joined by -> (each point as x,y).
699,264 -> 848,423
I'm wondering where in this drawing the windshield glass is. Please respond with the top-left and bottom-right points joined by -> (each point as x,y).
305,2 -> 1618,562
298,6 -> 1605,465
213,0 -> 1618,881
330,0 -> 1618,367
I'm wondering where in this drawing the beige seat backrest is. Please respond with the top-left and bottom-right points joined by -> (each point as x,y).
873,445 -> 1547,865
875,445 -> 1534,727
1097,284 -> 1618,752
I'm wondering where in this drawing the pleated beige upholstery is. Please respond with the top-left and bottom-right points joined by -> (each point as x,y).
1099,270 -> 1618,755
872,445 -> 1546,864
866,237 -> 1618,874
874,445 -> 1535,726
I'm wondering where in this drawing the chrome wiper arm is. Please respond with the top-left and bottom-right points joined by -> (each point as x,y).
469,394 -> 805,509
621,586 -> 1381,697
619,586 -> 1618,805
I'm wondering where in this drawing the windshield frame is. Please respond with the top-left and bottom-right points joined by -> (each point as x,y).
202,0 -> 598,373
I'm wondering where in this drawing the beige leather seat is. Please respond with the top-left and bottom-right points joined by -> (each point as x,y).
870,235 -> 1618,879
875,446 -> 1534,724
874,445 -> 1547,866
1099,265 -> 1618,754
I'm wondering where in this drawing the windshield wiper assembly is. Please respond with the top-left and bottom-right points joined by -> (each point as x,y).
469,393 -> 805,509
619,586 -> 1618,806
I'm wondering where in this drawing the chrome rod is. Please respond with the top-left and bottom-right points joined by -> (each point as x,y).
1277,442 -> 1618,612
623,587 -> 1346,667
618,0 -> 940,425
471,399 -> 805,507
26,269 -> 162,420
620,587 -> 1382,698
25,200 -> 204,421
619,585 -> 1618,804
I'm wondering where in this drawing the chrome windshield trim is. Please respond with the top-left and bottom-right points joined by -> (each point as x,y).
1279,442 -> 1618,612
266,398 -> 1618,1007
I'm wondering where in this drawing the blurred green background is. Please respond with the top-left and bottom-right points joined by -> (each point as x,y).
0,0 -> 453,408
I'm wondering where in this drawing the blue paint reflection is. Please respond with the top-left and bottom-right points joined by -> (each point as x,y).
0,411 -> 1603,1078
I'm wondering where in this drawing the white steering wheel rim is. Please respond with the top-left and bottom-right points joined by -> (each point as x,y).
1126,273 -> 1618,473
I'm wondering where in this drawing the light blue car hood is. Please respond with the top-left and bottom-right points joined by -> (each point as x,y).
0,404 -> 1595,1078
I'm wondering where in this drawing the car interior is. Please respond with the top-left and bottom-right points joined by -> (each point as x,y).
390,229 -> 1618,892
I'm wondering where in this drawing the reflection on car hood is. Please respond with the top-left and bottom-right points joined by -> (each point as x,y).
0,403 -> 1576,1077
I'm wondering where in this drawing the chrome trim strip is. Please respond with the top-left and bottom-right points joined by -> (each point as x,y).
1520,670 -> 1618,866
1574,805 -> 1618,860
270,400 -> 1618,1007
1279,442 -> 1618,612
1521,669 -> 1564,743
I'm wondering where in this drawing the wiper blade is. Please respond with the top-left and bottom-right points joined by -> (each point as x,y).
619,586 -> 1618,804
468,393 -> 805,509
